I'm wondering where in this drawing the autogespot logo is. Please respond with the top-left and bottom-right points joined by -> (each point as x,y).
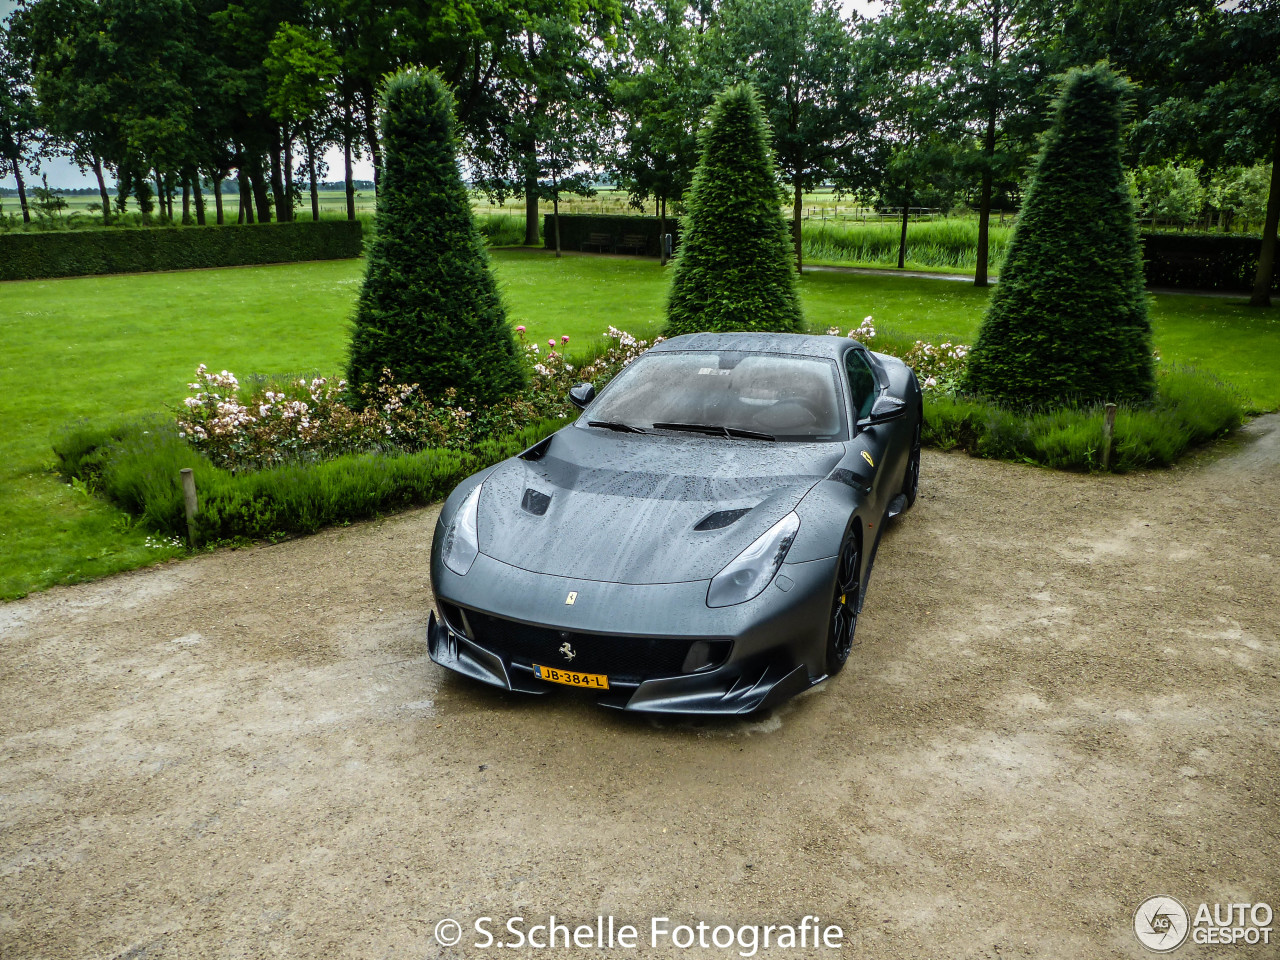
1134,896 -> 1190,952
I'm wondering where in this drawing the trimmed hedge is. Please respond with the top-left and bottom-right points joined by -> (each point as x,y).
542,213 -> 682,257
54,416 -> 565,544
1140,232 -> 1277,293
0,220 -> 364,281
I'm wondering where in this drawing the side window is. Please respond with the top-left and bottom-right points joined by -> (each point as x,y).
845,350 -> 878,420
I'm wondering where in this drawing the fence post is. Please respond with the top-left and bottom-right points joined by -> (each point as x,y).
180,468 -> 199,546
1101,403 -> 1118,471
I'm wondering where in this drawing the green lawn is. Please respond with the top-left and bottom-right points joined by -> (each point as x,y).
1,250 -> 1276,599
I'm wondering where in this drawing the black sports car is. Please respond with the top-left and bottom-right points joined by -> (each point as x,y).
427,331 -> 923,715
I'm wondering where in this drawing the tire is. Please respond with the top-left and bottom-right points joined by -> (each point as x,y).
825,529 -> 862,675
901,409 -> 922,511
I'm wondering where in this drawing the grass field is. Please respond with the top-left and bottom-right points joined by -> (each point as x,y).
1,249 -> 1276,599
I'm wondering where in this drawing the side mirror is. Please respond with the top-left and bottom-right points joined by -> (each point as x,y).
857,394 -> 907,427
568,382 -> 596,409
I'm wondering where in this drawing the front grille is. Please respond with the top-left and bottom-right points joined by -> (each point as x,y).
461,610 -> 705,682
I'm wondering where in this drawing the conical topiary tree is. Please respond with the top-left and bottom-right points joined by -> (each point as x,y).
962,63 -> 1155,408
347,68 -> 524,405
665,83 -> 804,336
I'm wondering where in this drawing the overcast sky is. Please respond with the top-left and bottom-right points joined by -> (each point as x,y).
2,0 -> 882,190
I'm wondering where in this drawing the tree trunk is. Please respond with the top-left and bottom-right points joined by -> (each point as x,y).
241,170 -> 256,224
898,200 -> 910,269
182,179 -> 191,224
192,173 -> 205,226
1249,126 -> 1280,308
793,180 -> 804,273
269,131 -> 287,223
659,193 -> 667,265
214,176 -> 224,225
283,126 -> 294,222
154,170 -> 165,221
360,84 -> 382,188
975,8 -> 1000,287
249,161 -> 271,223
343,105 -> 356,220
524,165 -> 539,245
10,158 -> 30,222
975,114 -> 997,287
91,153 -> 111,224
306,128 -> 319,221
114,168 -> 130,216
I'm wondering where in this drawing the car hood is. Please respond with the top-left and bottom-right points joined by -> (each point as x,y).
476,425 -> 843,584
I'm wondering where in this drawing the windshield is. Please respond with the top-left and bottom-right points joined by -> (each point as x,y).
582,351 -> 848,441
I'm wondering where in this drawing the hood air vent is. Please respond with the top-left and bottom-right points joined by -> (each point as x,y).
521,488 -> 552,516
519,435 -> 554,462
694,507 -> 752,532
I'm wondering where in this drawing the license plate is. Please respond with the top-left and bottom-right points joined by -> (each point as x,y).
534,664 -> 609,690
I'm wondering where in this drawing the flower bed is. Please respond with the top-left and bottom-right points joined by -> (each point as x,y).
176,326 -> 663,473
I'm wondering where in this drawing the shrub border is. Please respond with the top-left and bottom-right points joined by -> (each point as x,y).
54,416 -> 566,546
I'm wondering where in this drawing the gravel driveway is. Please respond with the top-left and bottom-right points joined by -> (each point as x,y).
3,419 -> 1278,959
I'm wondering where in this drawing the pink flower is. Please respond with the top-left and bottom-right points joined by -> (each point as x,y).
516,325 -> 526,336
548,339 -> 556,348
561,335 -> 570,344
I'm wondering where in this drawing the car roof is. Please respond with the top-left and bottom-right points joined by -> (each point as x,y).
649,332 -> 858,361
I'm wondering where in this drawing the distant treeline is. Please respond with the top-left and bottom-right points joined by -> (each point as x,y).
0,0 -> 1274,298
0,181 -> 376,198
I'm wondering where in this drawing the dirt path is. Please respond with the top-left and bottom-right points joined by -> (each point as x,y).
2,421 -> 1278,959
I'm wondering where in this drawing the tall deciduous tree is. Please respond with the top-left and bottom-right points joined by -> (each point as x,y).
0,18 -> 41,223
470,2 -> 620,246
928,0 -> 1063,285
266,21 -> 339,221
878,137 -> 960,267
861,3 -> 963,269
1062,0 -> 1280,305
611,0 -> 710,263
13,0 -> 118,223
666,83 -> 803,335
707,0 -> 869,271
963,64 -> 1155,407
866,0 -> 1058,276
348,68 -> 524,405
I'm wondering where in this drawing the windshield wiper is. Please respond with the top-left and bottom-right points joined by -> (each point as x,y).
651,422 -> 775,441
587,420 -> 647,434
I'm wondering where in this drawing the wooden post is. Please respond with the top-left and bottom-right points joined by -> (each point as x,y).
180,468 -> 199,545
1101,403 -> 1118,471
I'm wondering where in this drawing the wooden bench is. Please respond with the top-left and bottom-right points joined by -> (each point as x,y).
615,234 -> 649,255
579,232 -> 613,253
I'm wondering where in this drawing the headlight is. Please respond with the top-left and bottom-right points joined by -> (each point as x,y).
441,484 -> 483,575
706,512 -> 800,608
